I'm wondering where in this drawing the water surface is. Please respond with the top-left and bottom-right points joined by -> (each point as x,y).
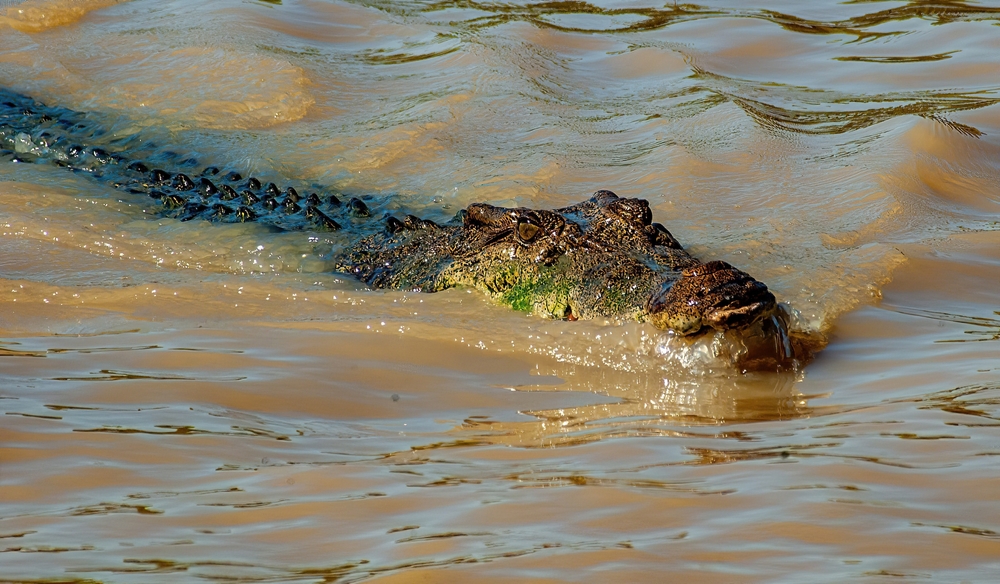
2,0 -> 1000,581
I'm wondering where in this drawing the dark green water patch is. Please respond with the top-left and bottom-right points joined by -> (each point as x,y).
364,0 -> 1000,39
50,369 -> 246,382
68,503 -> 163,517
912,522 -> 1000,539
834,51 -> 959,64
888,307 -> 1000,342
75,424 -> 291,441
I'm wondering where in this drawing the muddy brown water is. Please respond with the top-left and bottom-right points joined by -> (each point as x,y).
2,0 -> 1000,581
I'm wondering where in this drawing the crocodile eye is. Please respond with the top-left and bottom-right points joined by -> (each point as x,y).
517,221 -> 540,243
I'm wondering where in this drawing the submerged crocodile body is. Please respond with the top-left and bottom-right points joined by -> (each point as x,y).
0,89 -> 780,338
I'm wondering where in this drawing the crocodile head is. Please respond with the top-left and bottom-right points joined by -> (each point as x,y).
339,190 -> 777,336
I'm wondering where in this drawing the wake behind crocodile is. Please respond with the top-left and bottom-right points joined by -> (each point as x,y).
0,87 -> 818,372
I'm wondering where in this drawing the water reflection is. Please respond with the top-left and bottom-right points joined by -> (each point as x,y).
359,33 -> 463,65
3,321 -> 1000,581
450,364 -> 820,449
905,382 -> 1000,426
344,0 -> 1000,139
889,306 -> 1000,343
834,51 -> 959,64
376,0 -> 1000,38
700,68 -> 999,135
3,0 -> 1000,579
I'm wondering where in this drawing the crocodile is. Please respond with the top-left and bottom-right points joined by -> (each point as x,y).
341,193 -> 779,335
0,88 -> 781,338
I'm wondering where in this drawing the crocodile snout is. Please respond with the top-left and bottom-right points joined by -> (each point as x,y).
646,260 -> 777,335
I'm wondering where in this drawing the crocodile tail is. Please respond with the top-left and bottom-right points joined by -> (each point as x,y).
0,88 -> 364,234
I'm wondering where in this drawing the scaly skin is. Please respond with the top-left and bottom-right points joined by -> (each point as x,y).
340,191 -> 778,334
1,88 -> 779,336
